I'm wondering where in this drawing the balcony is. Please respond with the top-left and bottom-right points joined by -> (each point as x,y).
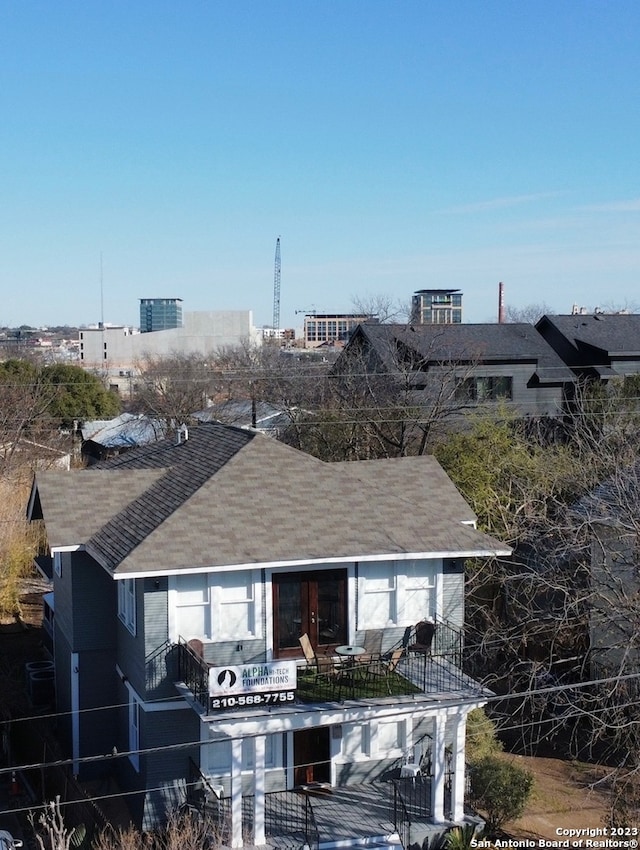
147,620 -> 489,714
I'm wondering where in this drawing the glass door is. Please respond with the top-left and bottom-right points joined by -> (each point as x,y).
273,569 -> 347,658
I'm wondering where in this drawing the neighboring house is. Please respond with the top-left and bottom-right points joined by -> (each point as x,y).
536,313 -> 640,384
28,423 -> 509,848
193,400 -> 293,437
335,322 -> 576,419
571,465 -> 640,680
80,413 -> 167,464
0,438 -> 71,472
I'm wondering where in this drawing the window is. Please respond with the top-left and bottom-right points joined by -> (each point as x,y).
360,562 -> 396,626
401,560 -> 436,623
173,570 -> 260,642
456,376 -> 513,402
53,552 -> 62,577
207,736 -> 275,772
217,572 -> 255,638
377,720 -> 405,754
175,574 -> 210,638
118,578 -> 136,635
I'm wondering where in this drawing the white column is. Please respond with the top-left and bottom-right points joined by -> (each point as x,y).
450,712 -> 467,823
231,737 -> 243,848
254,735 -> 266,846
430,714 -> 446,823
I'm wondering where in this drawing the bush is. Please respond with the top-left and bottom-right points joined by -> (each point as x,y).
466,708 -> 503,765
470,755 -> 533,835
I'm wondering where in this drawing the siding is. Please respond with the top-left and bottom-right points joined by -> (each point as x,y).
442,572 -> 464,631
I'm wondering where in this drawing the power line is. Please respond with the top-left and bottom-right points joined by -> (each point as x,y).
0,669 -> 638,783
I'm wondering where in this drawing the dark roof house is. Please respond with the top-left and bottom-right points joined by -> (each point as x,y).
336,322 -> 576,419
536,313 -> 640,382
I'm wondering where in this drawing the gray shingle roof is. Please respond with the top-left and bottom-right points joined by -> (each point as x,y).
537,313 -> 640,357
32,422 -> 509,576
350,322 -> 575,384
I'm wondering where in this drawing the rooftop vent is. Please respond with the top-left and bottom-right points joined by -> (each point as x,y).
175,424 -> 189,445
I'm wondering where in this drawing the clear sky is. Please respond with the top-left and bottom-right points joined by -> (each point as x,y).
1,0 -> 639,330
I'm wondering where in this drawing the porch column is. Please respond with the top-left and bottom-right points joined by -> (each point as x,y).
231,737 -> 243,848
450,712 -> 467,822
253,735 -> 266,846
430,714 -> 446,823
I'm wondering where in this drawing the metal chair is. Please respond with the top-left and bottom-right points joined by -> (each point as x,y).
366,647 -> 404,694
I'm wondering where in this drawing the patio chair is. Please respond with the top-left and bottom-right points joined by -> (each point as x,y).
408,620 -> 436,655
360,628 -> 384,662
187,638 -> 205,659
299,633 -> 318,669
365,647 -> 404,694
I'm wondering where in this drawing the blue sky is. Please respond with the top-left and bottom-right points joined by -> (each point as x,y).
1,1 -> 639,330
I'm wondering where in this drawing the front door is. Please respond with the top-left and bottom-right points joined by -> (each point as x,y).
273,569 -> 347,658
293,727 -> 331,786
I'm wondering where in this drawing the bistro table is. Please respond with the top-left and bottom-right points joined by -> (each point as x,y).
335,645 -> 366,697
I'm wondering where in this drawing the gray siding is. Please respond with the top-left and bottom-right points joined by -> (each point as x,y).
139,707 -> 201,829
442,573 -> 464,630
143,576 -> 169,655
117,578 -> 146,694
54,551 -> 117,651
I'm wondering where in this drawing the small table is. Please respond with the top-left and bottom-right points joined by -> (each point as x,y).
400,763 -> 422,782
335,645 -> 366,697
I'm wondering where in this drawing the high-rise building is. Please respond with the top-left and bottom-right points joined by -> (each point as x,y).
411,289 -> 463,324
139,298 -> 183,333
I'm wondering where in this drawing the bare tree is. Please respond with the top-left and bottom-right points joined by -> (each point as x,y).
504,302 -> 554,324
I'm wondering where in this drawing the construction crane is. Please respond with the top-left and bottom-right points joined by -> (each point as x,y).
272,237 -> 281,333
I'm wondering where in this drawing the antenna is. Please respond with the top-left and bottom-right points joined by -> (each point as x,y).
99,252 -> 105,329
272,237 -> 281,333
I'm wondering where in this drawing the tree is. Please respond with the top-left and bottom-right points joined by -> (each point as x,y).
41,363 -> 120,426
504,302 -> 554,324
469,755 -> 533,835
30,796 -> 82,850
302,323 -> 479,461
131,352 -> 221,423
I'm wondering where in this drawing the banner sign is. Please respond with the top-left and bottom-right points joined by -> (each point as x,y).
208,660 -> 297,710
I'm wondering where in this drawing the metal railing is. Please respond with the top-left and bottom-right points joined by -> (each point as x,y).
148,619 -> 480,713
264,789 -> 320,850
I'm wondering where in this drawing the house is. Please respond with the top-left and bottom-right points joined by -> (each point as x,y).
335,322 -> 576,420
80,413 -> 167,464
536,313 -> 640,384
192,399 -> 293,437
28,422 -> 509,848
571,464 -> 640,680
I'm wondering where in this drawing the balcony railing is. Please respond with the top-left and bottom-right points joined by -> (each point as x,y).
155,620 -> 484,714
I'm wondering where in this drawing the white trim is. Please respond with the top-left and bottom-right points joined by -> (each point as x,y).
113,546 -> 510,581
115,666 -> 191,712
71,652 -> 80,775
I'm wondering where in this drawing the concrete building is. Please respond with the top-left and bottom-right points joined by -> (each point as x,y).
78,311 -> 260,391
139,298 -> 183,333
411,290 -> 463,325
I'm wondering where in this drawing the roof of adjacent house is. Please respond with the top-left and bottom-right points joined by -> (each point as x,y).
81,413 -> 167,450
347,322 -> 575,385
29,422 -> 510,577
536,313 -> 640,358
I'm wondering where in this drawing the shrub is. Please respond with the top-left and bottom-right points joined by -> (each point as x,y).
470,755 -> 533,835
466,708 -> 503,765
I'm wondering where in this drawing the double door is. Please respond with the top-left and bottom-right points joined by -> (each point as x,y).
273,569 -> 347,657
